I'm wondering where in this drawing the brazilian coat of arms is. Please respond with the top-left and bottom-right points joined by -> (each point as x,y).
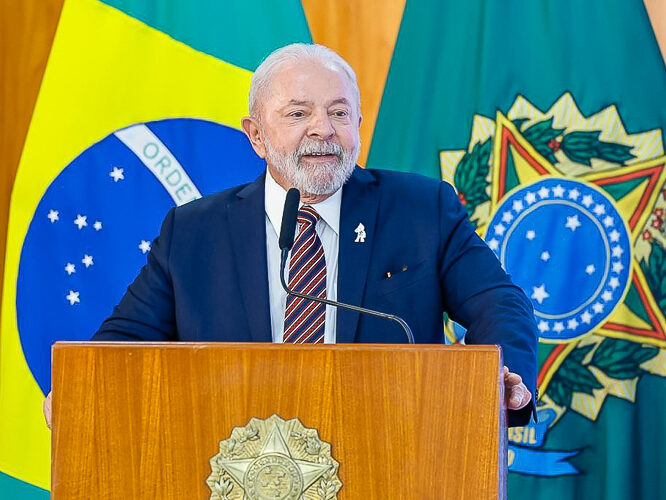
441,93 -> 666,476
207,415 -> 342,499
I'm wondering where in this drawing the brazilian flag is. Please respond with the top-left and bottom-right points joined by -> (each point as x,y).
368,1 -> 666,499
0,0 -> 312,496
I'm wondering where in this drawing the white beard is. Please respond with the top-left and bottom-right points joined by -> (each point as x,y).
264,135 -> 359,196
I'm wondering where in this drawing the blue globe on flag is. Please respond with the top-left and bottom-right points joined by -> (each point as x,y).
486,177 -> 632,341
16,118 -> 265,394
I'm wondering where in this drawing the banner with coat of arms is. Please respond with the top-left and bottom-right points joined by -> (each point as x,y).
366,0 -> 666,498
441,93 -> 666,477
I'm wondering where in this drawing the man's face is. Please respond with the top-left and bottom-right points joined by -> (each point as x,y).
247,60 -> 361,196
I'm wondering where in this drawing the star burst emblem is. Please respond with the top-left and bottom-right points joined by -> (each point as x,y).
207,415 -> 342,499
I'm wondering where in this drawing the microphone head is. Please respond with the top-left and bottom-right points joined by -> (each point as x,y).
279,188 -> 300,251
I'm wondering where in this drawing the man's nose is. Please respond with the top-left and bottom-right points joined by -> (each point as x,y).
307,109 -> 335,140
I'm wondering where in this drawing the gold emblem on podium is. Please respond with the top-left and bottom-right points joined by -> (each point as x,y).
207,414 -> 342,499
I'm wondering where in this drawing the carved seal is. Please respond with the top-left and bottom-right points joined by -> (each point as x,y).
207,415 -> 342,499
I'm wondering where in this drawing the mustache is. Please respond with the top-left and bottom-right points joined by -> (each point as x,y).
295,140 -> 343,158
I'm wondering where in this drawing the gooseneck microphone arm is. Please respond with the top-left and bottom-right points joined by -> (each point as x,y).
278,188 -> 415,344
279,250 -> 415,344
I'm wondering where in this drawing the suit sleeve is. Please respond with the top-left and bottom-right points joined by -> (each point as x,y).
92,208 -> 177,341
437,182 -> 538,427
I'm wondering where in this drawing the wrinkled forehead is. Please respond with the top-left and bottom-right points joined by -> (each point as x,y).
264,60 -> 359,112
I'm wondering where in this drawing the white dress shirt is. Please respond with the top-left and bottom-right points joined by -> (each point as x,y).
264,169 -> 341,343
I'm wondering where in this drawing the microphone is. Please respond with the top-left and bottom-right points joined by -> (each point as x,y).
279,187 -> 301,251
278,188 -> 415,344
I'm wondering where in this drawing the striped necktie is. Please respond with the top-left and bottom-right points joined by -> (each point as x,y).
283,205 -> 327,343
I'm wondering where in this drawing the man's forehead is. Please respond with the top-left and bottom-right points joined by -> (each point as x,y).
270,61 -> 354,96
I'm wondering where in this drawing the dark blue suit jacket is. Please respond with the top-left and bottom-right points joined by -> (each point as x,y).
94,167 -> 538,426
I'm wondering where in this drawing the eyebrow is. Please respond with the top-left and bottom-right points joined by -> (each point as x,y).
281,98 -> 352,108
285,99 -> 314,107
329,98 -> 351,107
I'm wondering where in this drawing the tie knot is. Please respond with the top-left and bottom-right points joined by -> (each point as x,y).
297,205 -> 320,227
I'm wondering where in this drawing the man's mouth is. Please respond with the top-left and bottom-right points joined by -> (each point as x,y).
300,152 -> 339,163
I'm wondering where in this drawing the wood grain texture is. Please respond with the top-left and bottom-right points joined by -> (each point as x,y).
0,0 -> 64,313
52,342 -> 506,499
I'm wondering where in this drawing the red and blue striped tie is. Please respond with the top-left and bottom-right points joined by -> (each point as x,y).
283,205 -> 327,343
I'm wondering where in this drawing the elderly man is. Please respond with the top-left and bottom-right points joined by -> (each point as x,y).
45,43 -> 537,427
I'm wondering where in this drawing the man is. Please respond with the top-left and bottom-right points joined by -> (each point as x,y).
45,43 -> 537,427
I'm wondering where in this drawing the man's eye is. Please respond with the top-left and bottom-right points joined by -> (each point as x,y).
289,111 -> 305,118
333,110 -> 348,117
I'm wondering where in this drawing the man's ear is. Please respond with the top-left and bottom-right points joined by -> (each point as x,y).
241,116 -> 267,159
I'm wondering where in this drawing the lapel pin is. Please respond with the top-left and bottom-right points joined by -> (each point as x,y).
354,222 -> 366,243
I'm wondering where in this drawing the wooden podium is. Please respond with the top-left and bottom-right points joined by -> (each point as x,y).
51,342 -> 507,499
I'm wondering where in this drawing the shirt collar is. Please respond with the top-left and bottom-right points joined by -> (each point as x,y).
264,168 -> 342,235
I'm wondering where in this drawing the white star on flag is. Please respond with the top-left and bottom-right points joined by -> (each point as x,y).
488,238 -> 499,250
540,251 -> 551,261
502,211 -> 514,223
538,187 -> 550,199
603,216 -> 614,228
538,320 -> 550,332
553,322 -> 565,333
609,277 -> 620,289
93,220 -> 103,231
581,194 -> 594,207
602,290 -> 613,302
82,254 -> 94,268
585,264 -> 596,275
531,284 -> 550,304
552,185 -> 565,197
612,261 -> 624,273
612,245 -> 624,258
525,191 -> 537,204
581,311 -> 592,324
109,166 -> 125,182
609,229 -> 620,242
65,263 -> 76,275
593,204 -> 606,216
567,318 -> 579,330
494,223 -> 506,236
593,302 -> 604,313
66,290 -> 80,305
48,210 -> 59,223
565,214 -> 582,231
568,188 -> 580,200
139,240 -> 151,254
512,200 -> 524,212
73,214 -> 88,229
526,230 -> 536,240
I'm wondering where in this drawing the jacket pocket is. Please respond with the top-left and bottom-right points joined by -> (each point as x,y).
374,260 -> 432,297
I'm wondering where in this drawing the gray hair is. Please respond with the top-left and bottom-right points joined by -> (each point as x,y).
249,43 -> 361,119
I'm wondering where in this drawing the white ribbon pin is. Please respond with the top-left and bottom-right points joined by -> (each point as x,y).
354,223 -> 366,243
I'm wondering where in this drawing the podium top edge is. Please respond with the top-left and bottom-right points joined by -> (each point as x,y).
52,342 -> 500,353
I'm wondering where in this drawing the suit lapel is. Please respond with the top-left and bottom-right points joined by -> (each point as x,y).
336,167 -> 379,343
227,173 -> 272,342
